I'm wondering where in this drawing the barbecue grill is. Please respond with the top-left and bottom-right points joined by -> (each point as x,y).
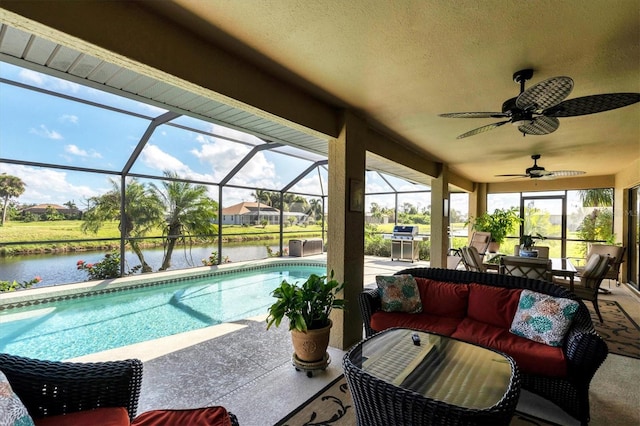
384,225 -> 425,262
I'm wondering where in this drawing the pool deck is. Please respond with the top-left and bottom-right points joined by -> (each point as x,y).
30,256 -> 640,425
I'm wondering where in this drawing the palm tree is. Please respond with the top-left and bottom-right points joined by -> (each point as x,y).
150,171 -> 218,271
370,202 -> 383,223
577,188 -> 615,247
82,178 -> 163,273
283,193 -> 308,212
251,189 -> 272,225
579,189 -> 613,207
0,173 -> 26,226
307,198 -> 323,221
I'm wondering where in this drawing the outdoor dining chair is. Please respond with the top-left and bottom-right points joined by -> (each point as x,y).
499,256 -> 552,281
460,246 -> 487,273
555,253 -> 611,323
575,244 -> 626,290
469,231 -> 492,255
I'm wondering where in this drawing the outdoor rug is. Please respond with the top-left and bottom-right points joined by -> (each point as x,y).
588,299 -> 640,359
275,375 -> 562,426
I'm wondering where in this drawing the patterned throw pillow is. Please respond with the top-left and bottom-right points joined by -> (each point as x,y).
376,275 -> 422,313
0,370 -> 35,426
510,289 -> 579,347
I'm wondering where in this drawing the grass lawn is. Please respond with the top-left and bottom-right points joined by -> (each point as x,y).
0,220 -> 324,254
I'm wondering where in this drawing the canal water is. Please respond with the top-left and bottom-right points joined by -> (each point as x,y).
0,244 -> 285,287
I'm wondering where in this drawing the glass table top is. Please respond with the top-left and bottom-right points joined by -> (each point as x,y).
347,328 -> 514,409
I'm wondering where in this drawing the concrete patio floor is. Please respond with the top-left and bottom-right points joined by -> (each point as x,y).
72,255 -> 640,426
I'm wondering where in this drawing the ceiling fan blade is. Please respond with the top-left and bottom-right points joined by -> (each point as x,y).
455,120 -> 510,139
543,93 -> 640,117
439,112 -> 508,118
548,170 -> 586,177
516,76 -> 574,111
518,116 -> 559,135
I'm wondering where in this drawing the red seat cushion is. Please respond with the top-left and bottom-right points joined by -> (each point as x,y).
467,283 -> 522,329
452,318 -> 567,377
414,278 -> 469,318
132,406 -> 233,426
370,311 -> 462,335
34,407 -> 129,426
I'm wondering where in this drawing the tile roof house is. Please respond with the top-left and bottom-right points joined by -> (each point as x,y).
19,204 -> 80,217
221,202 -> 307,225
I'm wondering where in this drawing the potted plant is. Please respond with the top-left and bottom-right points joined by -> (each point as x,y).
467,207 -> 522,252
266,271 -> 345,365
519,233 -> 546,257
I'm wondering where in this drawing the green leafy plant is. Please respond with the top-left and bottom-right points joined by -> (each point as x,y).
266,271 -> 345,332
77,252 -> 141,280
467,207 -> 522,244
0,276 -> 41,292
520,233 -> 545,249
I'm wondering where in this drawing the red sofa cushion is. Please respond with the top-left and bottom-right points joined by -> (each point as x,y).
370,311 -> 462,335
34,407 -> 129,426
467,283 -> 522,329
132,406 -> 233,426
452,318 -> 567,377
414,278 -> 469,318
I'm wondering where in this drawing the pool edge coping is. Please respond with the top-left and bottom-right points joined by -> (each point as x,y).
0,256 -> 327,311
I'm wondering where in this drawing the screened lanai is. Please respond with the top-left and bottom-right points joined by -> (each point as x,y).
0,59 -> 442,287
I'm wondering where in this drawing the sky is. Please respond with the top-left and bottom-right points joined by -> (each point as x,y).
0,61 -> 467,215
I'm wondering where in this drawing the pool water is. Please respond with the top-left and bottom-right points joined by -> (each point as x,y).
0,265 -> 324,361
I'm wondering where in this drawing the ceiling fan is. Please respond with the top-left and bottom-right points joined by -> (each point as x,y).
496,154 -> 585,179
440,69 -> 640,139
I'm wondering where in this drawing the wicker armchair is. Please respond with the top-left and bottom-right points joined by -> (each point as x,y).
0,353 -> 239,426
0,353 -> 143,422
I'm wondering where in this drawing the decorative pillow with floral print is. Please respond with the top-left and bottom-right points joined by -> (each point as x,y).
0,370 -> 35,426
376,275 -> 422,313
510,289 -> 579,347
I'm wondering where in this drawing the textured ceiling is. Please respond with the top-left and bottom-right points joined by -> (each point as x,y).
147,0 -> 640,183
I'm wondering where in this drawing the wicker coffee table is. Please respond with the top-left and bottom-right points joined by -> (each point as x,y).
343,328 -> 521,425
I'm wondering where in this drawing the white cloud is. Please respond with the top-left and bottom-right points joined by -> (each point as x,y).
190,140 -> 251,181
141,144 -> 192,175
60,114 -> 79,124
288,174 -> 324,196
29,124 -> 63,140
65,144 -> 102,158
0,163 -> 102,206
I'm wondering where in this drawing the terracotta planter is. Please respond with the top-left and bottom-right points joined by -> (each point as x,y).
290,320 -> 332,362
488,242 -> 501,253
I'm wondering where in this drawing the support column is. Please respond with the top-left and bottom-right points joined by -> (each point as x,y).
328,111 -> 366,350
430,165 -> 450,268
468,183 -> 488,241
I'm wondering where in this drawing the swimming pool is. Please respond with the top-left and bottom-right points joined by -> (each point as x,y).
0,262 -> 325,361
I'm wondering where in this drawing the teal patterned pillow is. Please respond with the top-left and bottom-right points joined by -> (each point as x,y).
376,275 -> 422,313
510,289 -> 579,347
0,370 -> 35,426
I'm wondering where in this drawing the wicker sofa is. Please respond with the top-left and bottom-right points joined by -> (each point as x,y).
0,353 -> 238,426
359,267 -> 608,425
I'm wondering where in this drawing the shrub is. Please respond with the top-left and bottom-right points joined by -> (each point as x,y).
202,251 -> 231,265
0,276 -> 41,292
77,252 -> 141,280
